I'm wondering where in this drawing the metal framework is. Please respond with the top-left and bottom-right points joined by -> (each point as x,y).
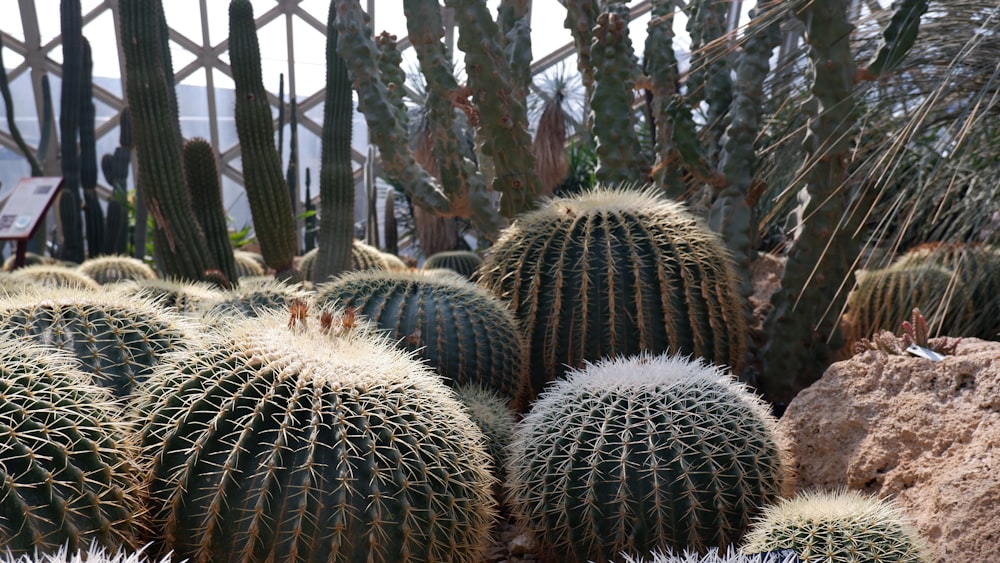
0,0 -> 776,216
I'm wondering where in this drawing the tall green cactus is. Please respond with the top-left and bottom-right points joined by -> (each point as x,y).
58,0 -> 85,263
312,270 -> 529,405
120,0 -> 219,282
0,338 -> 144,555
314,1 -> 355,282
101,108 -> 132,256
228,0 -> 297,277
135,311 -> 497,563
590,4 -> 645,185
478,186 -> 748,404
183,137 -> 239,286
643,0 -> 685,196
507,354 -> 788,561
80,37 -> 106,259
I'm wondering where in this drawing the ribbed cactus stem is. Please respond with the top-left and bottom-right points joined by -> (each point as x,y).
333,0 -> 452,215
563,0 -> 599,99
761,0 -> 861,405
709,2 -> 783,296
183,138 -> 239,286
859,0 -> 929,80
120,0 -> 218,282
303,168 -> 316,252
497,0 -> 533,101
59,0 -> 85,263
685,0 -> 734,166
643,0 -> 685,196
80,37 -> 106,259
228,0 -> 297,276
403,0 -> 505,237
445,0 -> 541,217
590,3 -> 645,185
314,1 -> 354,282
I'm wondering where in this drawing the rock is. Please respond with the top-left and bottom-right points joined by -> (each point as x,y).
778,338 -> 1000,563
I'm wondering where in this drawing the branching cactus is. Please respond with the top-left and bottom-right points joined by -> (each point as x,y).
506,354 -> 788,562
0,287 -> 201,398
0,338 -> 143,555
134,310 -> 497,563
228,0 -> 297,276
478,186 -> 749,403
312,270 -> 529,405
742,490 -> 929,562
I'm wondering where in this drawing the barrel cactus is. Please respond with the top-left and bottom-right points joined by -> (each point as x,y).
77,255 -> 158,284
2,251 -> 52,271
134,310 -> 497,563
0,544 -> 173,563
742,490 -> 929,562
202,277 -> 311,318
842,263 -> 971,346
423,250 -> 483,280
232,249 -> 267,278
506,353 -> 788,562
313,270 -> 529,403
12,264 -> 100,290
453,383 -> 516,481
117,278 -> 225,314
299,240 -> 389,282
890,242 -> 1000,339
381,252 -> 409,271
0,287 -> 201,398
478,186 -> 748,402
0,338 -> 143,555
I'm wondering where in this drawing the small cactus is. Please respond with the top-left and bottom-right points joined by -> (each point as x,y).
623,548 -> 800,563
742,490 -> 929,562
506,353 -> 788,562
423,250 -> 483,280
0,338 -> 144,555
12,264 -> 100,290
298,240 -> 389,282
232,249 -> 267,278
478,186 -> 748,403
201,277 -> 310,318
77,255 -> 158,285
313,270 -> 529,404
134,310 -> 497,563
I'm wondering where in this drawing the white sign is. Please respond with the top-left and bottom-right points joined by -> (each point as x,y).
0,177 -> 63,240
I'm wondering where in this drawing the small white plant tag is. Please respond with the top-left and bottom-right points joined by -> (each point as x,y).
906,343 -> 944,362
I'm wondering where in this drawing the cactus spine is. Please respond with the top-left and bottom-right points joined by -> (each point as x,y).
120,0 -> 219,282
0,339 -> 143,554
478,187 -> 748,403
136,311 -> 497,563
183,137 -> 239,286
742,490 -> 929,562
312,270 -> 529,403
228,0 -> 297,276
314,1 -> 355,282
507,354 -> 788,561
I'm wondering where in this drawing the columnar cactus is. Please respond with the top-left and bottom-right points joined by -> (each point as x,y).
423,250 -> 483,279
742,490 -> 929,562
120,0 -> 218,281
0,287 -> 200,398
506,354 -> 788,562
313,270 -> 529,403
135,311 -> 497,563
478,186 -> 748,402
228,0 -> 297,276
77,255 -> 157,285
314,1 -> 355,282
0,338 -> 143,554
183,137 -> 239,286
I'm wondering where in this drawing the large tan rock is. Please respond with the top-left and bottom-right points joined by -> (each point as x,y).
778,339 -> 1000,563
